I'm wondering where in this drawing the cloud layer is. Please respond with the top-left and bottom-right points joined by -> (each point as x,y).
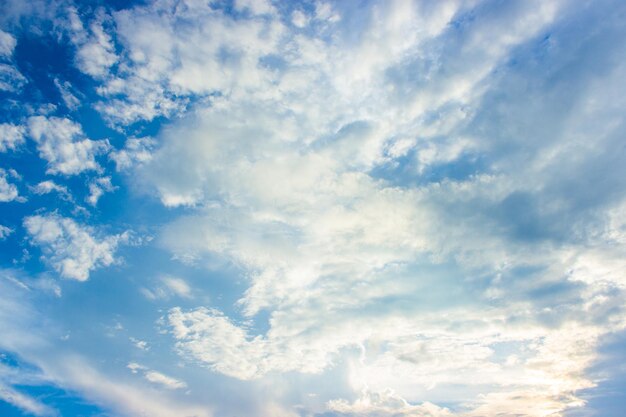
0,0 -> 625,416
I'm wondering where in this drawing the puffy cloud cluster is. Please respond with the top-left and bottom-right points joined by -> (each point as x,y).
67,6 -> 118,79
23,214 -> 128,281
0,123 -> 25,152
27,116 -> 110,176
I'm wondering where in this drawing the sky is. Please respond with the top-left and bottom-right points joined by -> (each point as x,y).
0,0 -> 625,416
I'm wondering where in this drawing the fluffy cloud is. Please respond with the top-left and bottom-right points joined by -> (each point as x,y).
31,180 -> 73,201
86,176 -> 116,206
0,123 -> 25,152
67,7 -> 118,78
327,389 -> 453,417
109,136 -> 155,171
27,116 -> 110,175
23,213 -> 128,281
0,30 -> 17,57
0,168 -> 21,202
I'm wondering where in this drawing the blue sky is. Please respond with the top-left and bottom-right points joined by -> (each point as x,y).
1,0 -> 626,416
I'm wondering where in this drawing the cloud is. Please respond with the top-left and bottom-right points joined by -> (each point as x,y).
1,1 -> 626,416
0,30 -> 17,57
0,381 -> 56,417
326,389 -> 453,417
0,123 -> 25,152
141,275 -> 192,300
109,137 -> 155,171
0,29 -> 26,93
0,63 -> 26,92
127,362 -> 187,390
27,116 -> 110,175
67,7 -> 118,79
122,0 -> 626,414
129,337 -> 149,351
234,0 -> 276,16
161,276 -> 191,298
0,168 -> 21,202
31,180 -> 73,201
0,225 -> 12,239
23,213 -> 128,281
53,78 -> 81,110
85,176 -> 116,206
0,273 -> 209,417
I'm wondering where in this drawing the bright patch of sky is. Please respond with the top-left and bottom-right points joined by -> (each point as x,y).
1,1 -> 626,416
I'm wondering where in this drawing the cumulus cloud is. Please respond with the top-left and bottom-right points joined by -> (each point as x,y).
27,116 -> 110,175
85,176 -> 116,206
109,136 -> 155,171
67,7 -> 118,79
23,213 -> 128,281
0,168 -> 21,202
0,123 -> 25,152
327,389 -> 453,417
31,180 -> 73,201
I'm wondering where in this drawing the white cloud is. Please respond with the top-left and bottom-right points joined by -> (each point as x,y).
0,381 -> 56,417
162,276 -> 191,298
67,7 -> 118,79
31,180 -> 73,201
234,0 -> 276,16
54,78 -> 81,109
0,123 -> 25,152
109,136 -> 155,171
90,0 -> 285,125
327,389 -> 453,417
38,356 -> 209,417
0,30 -> 17,58
23,213 -> 128,281
144,370 -> 187,390
1,1 -> 625,417
291,10 -> 309,28
0,225 -> 12,239
129,337 -> 149,351
142,275 -> 192,301
127,362 -> 187,390
0,28 -> 25,92
0,168 -> 21,202
27,115 -> 110,175
86,176 -> 116,206
121,1 -> 626,415
0,62 -> 26,92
